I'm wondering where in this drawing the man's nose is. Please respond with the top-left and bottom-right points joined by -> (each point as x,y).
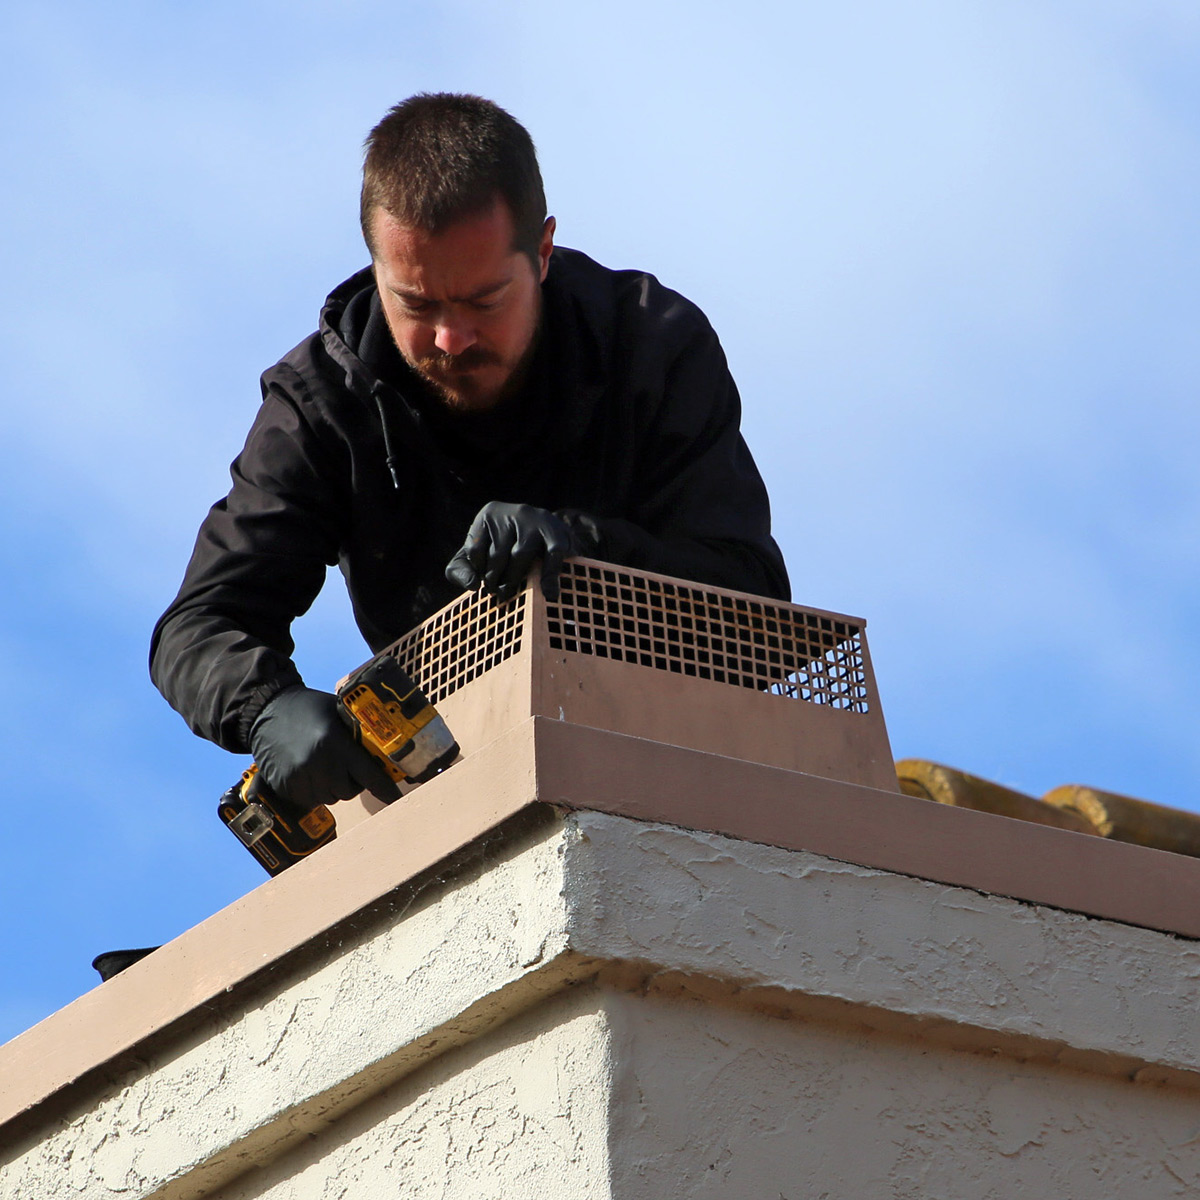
433,312 -> 476,356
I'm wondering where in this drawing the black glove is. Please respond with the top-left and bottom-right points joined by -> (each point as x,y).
445,502 -> 590,602
248,686 -> 400,811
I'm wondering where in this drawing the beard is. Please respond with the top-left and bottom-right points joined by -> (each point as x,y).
411,346 -> 503,410
407,311 -> 543,414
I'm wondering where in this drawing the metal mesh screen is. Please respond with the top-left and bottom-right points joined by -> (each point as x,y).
382,561 -> 870,714
385,588 -> 527,706
546,562 -> 870,712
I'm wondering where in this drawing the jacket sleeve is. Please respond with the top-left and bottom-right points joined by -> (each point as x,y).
581,315 -> 790,601
149,376 -> 344,753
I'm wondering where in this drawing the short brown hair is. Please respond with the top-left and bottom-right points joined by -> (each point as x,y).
361,93 -> 547,262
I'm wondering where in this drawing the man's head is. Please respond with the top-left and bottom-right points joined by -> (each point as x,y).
362,94 -> 554,412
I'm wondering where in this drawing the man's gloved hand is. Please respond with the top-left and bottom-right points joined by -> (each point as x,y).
445,502 -> 586,602
248,686 -> 400,811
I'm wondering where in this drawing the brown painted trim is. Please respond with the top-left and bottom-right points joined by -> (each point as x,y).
532,717 -> 1200,940
6,714 -> 1200,1139
0,720 -> 542,1134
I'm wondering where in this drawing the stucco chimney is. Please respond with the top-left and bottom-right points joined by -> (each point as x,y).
3,561 -> 1200,1197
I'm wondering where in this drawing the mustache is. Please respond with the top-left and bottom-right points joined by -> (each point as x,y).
414,347 -> 500,374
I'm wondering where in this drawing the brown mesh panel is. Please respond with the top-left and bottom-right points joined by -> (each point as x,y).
547,562 -> 870,712
383,562 -> 870,714
384,588 -> 527,706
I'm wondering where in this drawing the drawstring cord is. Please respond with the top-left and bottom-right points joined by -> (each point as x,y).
374,380 -> 468,492
373,387 -> 403,490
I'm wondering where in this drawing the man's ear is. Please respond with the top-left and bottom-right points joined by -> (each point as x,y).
538,216 -> 556,282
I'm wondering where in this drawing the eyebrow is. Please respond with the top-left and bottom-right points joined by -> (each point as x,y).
390,276 -> 512,305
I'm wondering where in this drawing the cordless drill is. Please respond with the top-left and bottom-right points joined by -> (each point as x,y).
218,653 -> 459,876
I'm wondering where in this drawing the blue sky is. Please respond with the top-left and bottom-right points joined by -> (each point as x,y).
2,1 -> 1198,1045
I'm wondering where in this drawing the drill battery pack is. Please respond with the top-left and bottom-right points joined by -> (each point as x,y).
217,766 -> 337,878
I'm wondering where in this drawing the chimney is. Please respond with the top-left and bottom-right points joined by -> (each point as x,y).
4,561 -> 1200,1198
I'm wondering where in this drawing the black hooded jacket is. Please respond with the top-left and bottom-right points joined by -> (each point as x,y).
150,247 -> 789,753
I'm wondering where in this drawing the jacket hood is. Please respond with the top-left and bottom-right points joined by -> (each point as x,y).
317,265 -> 387,399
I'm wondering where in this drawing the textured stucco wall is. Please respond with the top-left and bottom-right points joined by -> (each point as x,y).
198,985 -> 1200,1200
206,988 -> 613,1200
562,814 -> 1200,1082
604,989 -> 1200,1198
4,809 -> 1200,1199
0,819 -> 584,1200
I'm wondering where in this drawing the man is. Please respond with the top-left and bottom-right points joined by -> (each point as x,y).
151,93 -> 789,814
